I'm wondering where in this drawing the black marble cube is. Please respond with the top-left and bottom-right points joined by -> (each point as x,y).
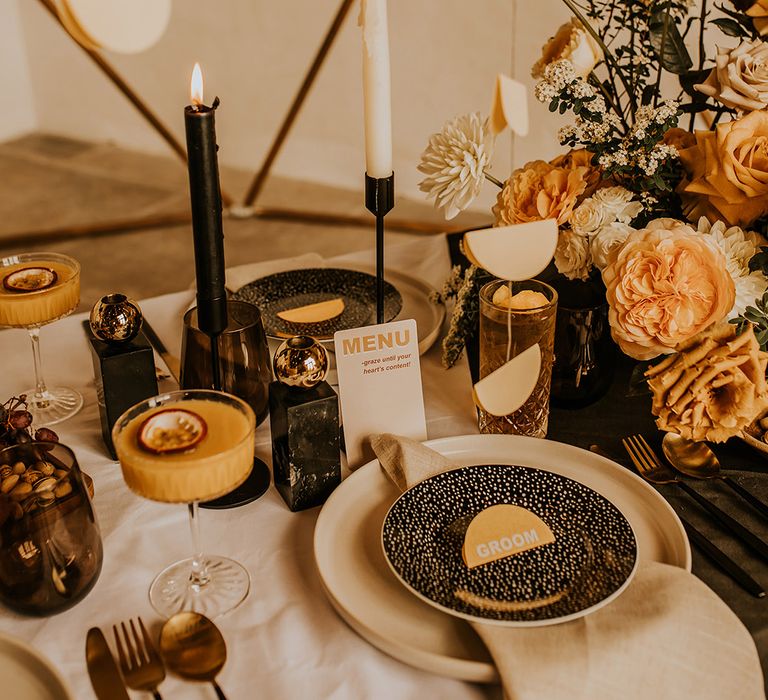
269,380 -> 340,511
88,329 -> 158,459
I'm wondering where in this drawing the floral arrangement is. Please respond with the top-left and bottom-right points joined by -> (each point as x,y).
420,0 -> 768,378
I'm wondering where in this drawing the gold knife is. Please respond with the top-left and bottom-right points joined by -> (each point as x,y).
86,627 -> 130,700
141,319 -> 181,383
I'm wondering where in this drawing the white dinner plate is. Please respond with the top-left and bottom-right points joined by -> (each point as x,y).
314,434 -> 691,684
0,632 -> 73,700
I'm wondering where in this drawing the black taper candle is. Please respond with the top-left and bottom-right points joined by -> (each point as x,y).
185,85 -> 227,390
365,173 -> 394,324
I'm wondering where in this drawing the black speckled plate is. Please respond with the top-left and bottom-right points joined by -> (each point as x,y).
382,464 -> 637,627
233,268 -> 402,341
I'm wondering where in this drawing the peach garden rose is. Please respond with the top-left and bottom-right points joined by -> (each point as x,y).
493,160 -> 590,227
602,221 -> 735,360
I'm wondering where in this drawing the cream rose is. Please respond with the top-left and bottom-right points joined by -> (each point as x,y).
531,19 -> 604,80
590,222 -> 634,271
592,186 -> 643,223
678,111 -> 768,227
602,225 -> 735,360
695,40 -> 768,112
554,228 -> 592,281
570,198 -> 607,236
493,160 -> 590,227
747,0 -> 768,36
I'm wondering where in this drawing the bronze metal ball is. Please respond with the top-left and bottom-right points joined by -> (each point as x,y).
89,293 -> 143,343
273,335 -> 329,389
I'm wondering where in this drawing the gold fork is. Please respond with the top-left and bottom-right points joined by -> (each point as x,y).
623,434 -> 768,563
113,618 -> 166,700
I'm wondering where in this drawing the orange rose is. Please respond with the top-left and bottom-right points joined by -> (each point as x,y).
677,111 -> 768,227
747,0 -> 768,35
602,221 -> 735,360
550,148 -> 602,195
662,127 -> 696,151
493,160 -> 589,227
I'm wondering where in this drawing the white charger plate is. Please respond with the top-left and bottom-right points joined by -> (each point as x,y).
0,632 -> 73,700
344,264 -> 445,356
314,434 -> 691,684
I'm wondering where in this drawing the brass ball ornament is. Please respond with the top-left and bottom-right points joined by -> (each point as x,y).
89,293 -> 143,343
273,336 -> 329,389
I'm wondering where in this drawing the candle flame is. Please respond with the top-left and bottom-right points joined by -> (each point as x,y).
190,63 -> 203,106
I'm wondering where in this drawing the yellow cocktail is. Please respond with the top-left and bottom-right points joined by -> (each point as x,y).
0,257 -> 80,328
114,397 -> 254,503
112,390 -> 256,618
0,252 -> 83,425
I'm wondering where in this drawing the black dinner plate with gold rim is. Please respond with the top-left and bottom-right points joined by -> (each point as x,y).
382,464 -> 638,627
233,268 -> 402,341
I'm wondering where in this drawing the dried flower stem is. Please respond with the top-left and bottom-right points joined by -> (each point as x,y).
559,0 -> 637,114
484,171 -> 504,188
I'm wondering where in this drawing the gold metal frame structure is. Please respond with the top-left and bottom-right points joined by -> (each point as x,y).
6,0 -> 449,248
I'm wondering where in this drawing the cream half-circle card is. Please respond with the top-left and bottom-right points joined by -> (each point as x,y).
473,343 -> 541,417
464,219 -> 558,281
66,0 -> 172,54
276,298 -> 345,324
462,504 -> 555,569
489,74 -> 529,137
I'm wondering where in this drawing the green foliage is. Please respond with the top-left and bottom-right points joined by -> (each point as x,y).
749,246 -> 768,276
731,290 -> 768,350
650,5 -> 693,74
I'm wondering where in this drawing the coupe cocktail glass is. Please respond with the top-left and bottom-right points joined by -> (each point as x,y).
0,252 -> 82,425
112,389 -> 255,618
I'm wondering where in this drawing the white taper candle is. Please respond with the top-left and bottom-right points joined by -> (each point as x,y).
361,0 -> 393,178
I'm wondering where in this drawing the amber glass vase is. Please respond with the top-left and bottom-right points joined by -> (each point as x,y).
0,442 -> 102,616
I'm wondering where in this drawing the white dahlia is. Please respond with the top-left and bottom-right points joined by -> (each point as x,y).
418,113 -> 494,220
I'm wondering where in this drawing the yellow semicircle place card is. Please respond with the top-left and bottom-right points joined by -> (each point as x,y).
489,74 -> 529,137
462,504 -> 555,569
463,219 -> 558,281
472,343 -> 541,417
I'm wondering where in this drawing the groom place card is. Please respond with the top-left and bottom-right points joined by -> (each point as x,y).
334,319 -> 427,469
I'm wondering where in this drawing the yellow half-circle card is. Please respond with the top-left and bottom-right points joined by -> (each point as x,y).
472,343 -> 541,417
462,504 -> 555,569
464,220 -> 558,281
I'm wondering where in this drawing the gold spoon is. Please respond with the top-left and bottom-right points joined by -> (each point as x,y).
159,612 -> 229,700
662,433 -> 768,520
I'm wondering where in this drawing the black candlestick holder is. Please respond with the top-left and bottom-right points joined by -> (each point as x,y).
365,173 -> 394,324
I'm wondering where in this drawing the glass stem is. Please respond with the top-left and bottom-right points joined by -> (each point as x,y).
188,502 -> 209,588
28,327 -> 50,407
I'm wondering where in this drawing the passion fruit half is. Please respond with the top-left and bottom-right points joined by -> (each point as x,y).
2,267 -> 58,293
137,409 -> 207,454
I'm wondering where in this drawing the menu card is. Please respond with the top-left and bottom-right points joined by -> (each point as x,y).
334,319 -> 426,468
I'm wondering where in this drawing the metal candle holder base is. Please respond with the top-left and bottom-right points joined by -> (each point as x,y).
365,173 -> 395,324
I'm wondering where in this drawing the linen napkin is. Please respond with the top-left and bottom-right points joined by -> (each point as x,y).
370,433 -> 765,700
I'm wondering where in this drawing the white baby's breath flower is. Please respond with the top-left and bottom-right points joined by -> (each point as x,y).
592,186 -> 643,223
590,221 -> 634,271
570,198 -> 607,236
418,113 -> 494,220
555,228 -> 592,280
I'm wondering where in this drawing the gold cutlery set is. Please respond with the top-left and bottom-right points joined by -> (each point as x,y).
621,435 -> 768,598
86,613 -> 229,699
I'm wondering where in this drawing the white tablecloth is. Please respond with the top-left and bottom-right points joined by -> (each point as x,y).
0,236 -> 497,699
